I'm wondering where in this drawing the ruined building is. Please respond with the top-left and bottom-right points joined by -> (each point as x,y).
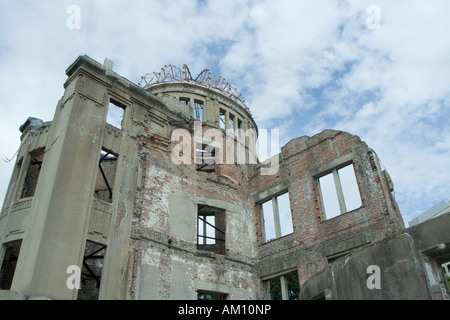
0,55 -> 449,300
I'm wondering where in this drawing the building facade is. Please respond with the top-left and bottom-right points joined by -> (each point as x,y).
0,56 -> 448,300
409,200 -> 450,227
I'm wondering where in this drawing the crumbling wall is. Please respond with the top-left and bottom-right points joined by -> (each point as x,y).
127,93 -> 260,299
252,130 -> 405,293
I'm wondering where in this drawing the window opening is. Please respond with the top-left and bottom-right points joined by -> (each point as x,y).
78,241 -> 106,300
194,100 -> 203,121
179,97 -> 190,105
2,160 -> 22,212
0,240 -> 22,290
229,113 -> 235,133
94,150 -> 118,203
237,119 -> 243,137
262,201 -> 275,242
268,272 -> 299,300
262,192 -> 293,242
318,163 -> 362,220
197,205 -> 225,255
277,193 -> 293,236
198,215 -> 217,245
106,101 -> 125,129
442,262 -> 450,277
219,109 -> 226,130
196,143 -> 216,173
237,119 -> 242,130
20,150 -> 45,199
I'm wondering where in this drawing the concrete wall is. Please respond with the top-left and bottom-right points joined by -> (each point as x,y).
0,56 -> 142,299
300,212 -> 450,300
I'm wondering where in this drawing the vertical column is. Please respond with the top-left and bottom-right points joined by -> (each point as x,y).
189,98 -> 194,119
12,62 -> 108,299
204,97 -> 212,123
272,196 -> 281,239
213,100 -> 219,125
280,276 -> 288,300
333,169 -> 347,214
99,134 -> 138,299
225,110 -> 230,130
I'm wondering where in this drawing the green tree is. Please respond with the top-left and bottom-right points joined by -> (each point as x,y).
269,273 -> 300,300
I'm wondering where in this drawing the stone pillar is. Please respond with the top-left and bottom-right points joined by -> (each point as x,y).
99,134 -> 138,299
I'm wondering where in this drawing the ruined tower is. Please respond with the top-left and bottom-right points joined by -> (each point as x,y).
1,56 -> 448,300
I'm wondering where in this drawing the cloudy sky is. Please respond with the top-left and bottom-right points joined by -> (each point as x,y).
0,0 -> 449,226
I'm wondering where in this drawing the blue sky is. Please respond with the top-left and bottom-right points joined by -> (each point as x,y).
0,0 -> 449,226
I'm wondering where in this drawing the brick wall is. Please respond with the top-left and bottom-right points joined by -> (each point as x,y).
252,130 -> 405,286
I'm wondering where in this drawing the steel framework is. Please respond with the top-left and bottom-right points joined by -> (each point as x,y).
139,65 -> 250,114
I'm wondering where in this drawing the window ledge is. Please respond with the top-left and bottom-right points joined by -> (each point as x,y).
321,205 -> 366,223
260,232 -> 294,246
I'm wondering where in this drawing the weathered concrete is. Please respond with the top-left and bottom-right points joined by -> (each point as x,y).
300,212 -> 450,300
0,290 -> 26,300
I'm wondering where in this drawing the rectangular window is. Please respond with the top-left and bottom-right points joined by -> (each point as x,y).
194,100 -> 203,121
262,201 -> 275,241
0,240 -> 22,290
198,215 -> 216,245
20,150 -> 45,199
1,159 -> 22,212
196,143 -> 216,173
318,163 -> 362,220
179,97 -> 190,105
106,100 -> 125,129
78,241 -> 106,300
229,113 -> 235,133
262,192 -> 293,242
94,150 -> 118,203
197,205 -> 225,255
237,119 -> 243,137
267,272 -> 299,300
219,109 -> 226,130
442,263 -> 450,276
